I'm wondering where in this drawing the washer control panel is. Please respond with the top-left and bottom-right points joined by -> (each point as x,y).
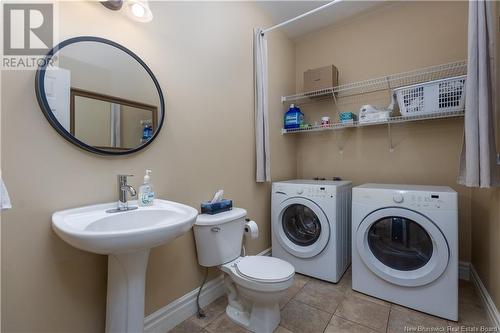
304,186 -> 333,199
274,185 -> 334,199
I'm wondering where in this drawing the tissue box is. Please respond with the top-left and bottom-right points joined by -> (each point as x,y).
339,112 -> 357,123
201,199 -> 233,215
303,65 -> 339,92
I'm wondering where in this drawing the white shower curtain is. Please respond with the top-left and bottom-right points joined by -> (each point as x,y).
254,28 -> 271,182
458,0 -> 500,187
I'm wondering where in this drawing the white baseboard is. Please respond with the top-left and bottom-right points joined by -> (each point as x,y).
144,247 -> 272,333
144,274 -> 225,333
459,261 -> 471,281
257,247 -> 272,257
470,264 -> 500,329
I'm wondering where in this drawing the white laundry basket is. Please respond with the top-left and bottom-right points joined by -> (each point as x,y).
394,75 -> 466,116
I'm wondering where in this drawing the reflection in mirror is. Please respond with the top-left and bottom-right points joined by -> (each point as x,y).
70,89 -> 157,151
37,37 -> 164,155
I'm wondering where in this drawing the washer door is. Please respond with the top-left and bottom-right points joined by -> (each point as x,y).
356,207 -> 449,287
275,197 -> 330,258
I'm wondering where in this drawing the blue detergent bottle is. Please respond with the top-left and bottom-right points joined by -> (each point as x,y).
284,104 -> 304,129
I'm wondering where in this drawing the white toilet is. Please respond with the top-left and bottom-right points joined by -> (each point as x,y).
193,208 -> 295,333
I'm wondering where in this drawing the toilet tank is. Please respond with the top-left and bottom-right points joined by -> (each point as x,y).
193,208 -> 247,267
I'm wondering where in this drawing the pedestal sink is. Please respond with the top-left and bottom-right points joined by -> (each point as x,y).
52,199 -> 198,333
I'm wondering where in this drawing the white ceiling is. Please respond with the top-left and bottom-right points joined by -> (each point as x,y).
257,1 -> 387,39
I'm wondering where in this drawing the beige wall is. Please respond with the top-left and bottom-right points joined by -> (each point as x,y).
470,188 -> 500,308
294,1 -> 472,261
1,2 -> 295,332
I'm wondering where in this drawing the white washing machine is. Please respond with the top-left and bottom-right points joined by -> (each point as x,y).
352,184 -> 458,320
272,180 -> 352,283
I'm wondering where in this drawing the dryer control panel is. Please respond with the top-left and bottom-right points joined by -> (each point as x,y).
405,193 -> 446,209
353,187 -> 458,211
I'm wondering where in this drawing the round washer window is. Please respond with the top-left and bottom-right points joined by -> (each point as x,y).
282,204 -> 321,246
367,216 -> 433,271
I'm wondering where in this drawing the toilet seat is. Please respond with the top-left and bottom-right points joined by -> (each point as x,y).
221,256 -> 295,292
236,256 -> 294,283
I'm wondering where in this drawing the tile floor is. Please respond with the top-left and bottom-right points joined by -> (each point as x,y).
170,268 -> 493,333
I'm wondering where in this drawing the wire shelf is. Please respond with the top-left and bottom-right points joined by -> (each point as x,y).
282,60 -> 467,103
281,110 -> 465,134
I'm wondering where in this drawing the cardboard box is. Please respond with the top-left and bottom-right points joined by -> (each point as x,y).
303,65 -> 339,92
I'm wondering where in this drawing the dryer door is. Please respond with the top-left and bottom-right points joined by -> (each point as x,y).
275,197 -> 330,258
356,207 -> 449,287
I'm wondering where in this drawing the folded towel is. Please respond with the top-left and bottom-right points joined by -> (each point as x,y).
1,178 -> 12,210
359,111 -> 391,123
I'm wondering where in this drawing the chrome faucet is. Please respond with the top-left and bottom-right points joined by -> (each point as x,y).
106,174 -> 138,213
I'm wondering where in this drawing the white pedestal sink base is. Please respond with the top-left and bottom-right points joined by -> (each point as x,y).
106,249 -> 150,333
52,200 -> 198,333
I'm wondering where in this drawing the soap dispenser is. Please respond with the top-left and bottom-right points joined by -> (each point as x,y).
139,169 -> 155,207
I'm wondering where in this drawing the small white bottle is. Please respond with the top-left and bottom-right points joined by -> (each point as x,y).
139,169 -> 155,207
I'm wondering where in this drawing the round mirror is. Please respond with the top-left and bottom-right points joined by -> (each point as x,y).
35,36 -> 165,155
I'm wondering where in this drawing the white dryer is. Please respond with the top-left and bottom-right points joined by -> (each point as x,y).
272,180 -> 352,283
352,184 -> 458,320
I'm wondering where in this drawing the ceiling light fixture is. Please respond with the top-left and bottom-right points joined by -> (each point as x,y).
124,0 -> 153,23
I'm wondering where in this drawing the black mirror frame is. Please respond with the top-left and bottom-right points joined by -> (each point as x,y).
35,36 -> 165,156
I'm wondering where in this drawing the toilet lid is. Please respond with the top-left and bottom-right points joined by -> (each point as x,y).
236,256 -> 295,283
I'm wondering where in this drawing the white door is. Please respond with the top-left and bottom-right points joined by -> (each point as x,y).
274,197 -> 330,258
356,207 -> 449,287
44,68 -> 71,131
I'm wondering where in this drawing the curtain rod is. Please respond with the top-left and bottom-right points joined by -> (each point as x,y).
261,0 -> 344,36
